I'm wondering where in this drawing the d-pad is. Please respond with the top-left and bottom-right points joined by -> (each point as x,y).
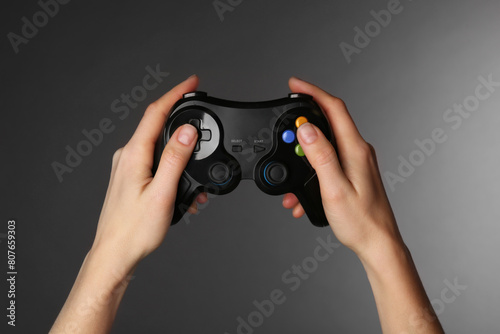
188,119 -> 212,152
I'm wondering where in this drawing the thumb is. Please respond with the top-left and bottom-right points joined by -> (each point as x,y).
151,124 -> 198,201
296,122 -> 350,195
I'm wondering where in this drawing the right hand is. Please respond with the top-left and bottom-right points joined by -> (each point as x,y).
283,77 -> 404,258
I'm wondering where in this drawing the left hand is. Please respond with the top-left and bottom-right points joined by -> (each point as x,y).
91,75 -> 207,269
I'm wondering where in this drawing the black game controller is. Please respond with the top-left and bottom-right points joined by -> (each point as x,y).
153,92 -> 335,227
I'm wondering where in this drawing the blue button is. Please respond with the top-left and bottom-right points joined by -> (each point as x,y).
282,130 -> 295,144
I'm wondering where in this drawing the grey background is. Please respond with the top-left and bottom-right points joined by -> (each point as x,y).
1,0 -> 499,333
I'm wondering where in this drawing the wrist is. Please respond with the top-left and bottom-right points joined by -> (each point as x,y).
86,242 -> 139,285
49,242 -> 137,333
356,233 -> 409,277
353,230 -> 443,333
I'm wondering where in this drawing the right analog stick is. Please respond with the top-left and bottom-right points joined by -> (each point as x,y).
264,162 -> 288,186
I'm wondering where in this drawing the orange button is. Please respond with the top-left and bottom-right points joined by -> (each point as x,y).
295,116 -> 308,128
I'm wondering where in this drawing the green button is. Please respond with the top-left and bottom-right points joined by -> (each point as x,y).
295,144 -> 305,157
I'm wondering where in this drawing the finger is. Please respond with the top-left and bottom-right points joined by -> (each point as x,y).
128,75 -> 199,158
150,124 -> 198,201
297,122 -> 352,196
187,201 -> 198,214
282,193 -> 299,209
292,204 -> 305,218
289,77 -> 365,155
196,193 -> 208,204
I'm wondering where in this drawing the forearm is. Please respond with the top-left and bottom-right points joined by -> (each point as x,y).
50,245 -> 136,334
359,235 -> 444,334
51,77 -> 199,333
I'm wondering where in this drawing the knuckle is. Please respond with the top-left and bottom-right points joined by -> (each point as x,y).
367,142 -> 377,156
162,146 -> 186,169
112,147 -> 123,164
327,96 -> 347,110
324,185 -> 348,203
116,145 -> 137,169
148,187 -> 173,204
145,101 -> 159,115
312,147 -> 337,168
351,141 -> 381,172
357,141 -> 372,156
120,145 -> 134,159
354,141 -> 376,162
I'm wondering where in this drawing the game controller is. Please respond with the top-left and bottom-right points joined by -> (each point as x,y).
153,92 -> 335,227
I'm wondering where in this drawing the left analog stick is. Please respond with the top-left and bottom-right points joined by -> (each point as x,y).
209,163 -> 231,185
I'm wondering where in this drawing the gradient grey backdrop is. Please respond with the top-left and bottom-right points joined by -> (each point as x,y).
1,0 -> 499,333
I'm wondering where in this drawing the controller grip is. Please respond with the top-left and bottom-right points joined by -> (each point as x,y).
294,173 -> 329,227
171,172 -> 201,225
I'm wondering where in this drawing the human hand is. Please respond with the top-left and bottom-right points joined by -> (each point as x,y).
51,76 -> 213,334
282,77 -> 444,333
282,77 -> 403,259
91,75 -> 208,269
52,76 -> 442,334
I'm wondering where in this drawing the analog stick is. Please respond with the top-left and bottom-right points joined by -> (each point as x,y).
264,162 -> 288,186
209,163 -> 231,185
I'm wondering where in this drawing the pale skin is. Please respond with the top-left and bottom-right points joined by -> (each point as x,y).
50,76 -> 444,334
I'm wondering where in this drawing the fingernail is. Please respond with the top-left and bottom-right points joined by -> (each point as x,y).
178,124 -> 198,145
187,74 -> 197,80
297,122 -> 318,144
